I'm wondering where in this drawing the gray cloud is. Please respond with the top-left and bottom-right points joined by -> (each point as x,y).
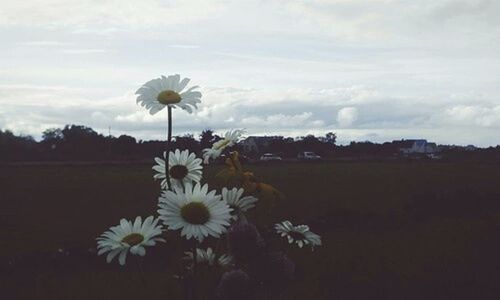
1,83 -> 499,146
0,0 -> 499,146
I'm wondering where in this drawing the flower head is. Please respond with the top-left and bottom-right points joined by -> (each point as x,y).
275,220 -> 322,250
158,183 -> 232,242
153,149 -> 203,188
183,247 -> 233,268
203,129 -> 245,164
222,187 -> 258,220
96,216 -> 164,266
135,74 -> 201,115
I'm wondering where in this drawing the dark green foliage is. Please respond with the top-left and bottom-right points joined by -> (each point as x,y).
3,124 -> 500,162
1,162 -> 500,299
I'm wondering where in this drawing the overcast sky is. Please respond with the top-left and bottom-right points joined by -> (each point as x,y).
1,0 -> 499,146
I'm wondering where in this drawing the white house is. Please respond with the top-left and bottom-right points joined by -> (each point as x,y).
465,145 -> 477,151
240,136 -> 279,153
399,139 -> 439,154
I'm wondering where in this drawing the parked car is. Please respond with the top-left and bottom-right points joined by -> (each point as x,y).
427,153 -> 442,160
260,153 -> 282,161
297,151 -> 322,161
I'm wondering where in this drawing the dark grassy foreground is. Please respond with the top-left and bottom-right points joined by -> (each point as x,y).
1,161 -> 500,299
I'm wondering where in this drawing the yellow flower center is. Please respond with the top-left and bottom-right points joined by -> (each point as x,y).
121,233 -> 144,246
181,202 -> 210,225
170,165 -> 188,180
157,90 -> 181,105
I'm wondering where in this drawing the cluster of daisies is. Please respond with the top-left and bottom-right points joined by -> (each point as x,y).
96,74 -> 322,299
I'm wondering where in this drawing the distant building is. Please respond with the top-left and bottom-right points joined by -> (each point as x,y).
465,145 -> 477,151
240,136 -> 280,153
398,139 -> 439,154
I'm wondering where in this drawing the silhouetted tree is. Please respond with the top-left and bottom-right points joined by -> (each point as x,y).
41,128 -> 64,156
59,125 -> 106,159
42,128 -> 63,143
325,132 -> 337,145
0,130 -> 38,161
300,135 -> 323,153
200,129 -> 216,149
174,134 -> 200,153
268,136 -> 296,158
4,124 -> 497,163
111,135 -> 137,157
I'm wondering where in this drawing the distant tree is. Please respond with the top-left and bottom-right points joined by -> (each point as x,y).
302,134 -> 320,144
61,125 -> 100,142
268,136 -> 296,158
175,134 -> 200,153
116,134 -> 136,145
200,129 -> 216,149
41,128 -> 64,154
0,130 -> 38,161
301,135 -> 322,152
42,128 -> 63,142
325,132 -> 337,145
59,125 -> 106,159
112,135 -> 137,157
347,141 -> 381,157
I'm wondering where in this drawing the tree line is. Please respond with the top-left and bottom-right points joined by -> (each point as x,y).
1,124 -> 499,162
0,125 -> 337,161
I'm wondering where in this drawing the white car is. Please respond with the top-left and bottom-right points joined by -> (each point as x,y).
297,151 -> 321,161
260,153 -> 282,161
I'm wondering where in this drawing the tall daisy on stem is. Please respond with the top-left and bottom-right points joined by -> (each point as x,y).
136,74 -> 202,191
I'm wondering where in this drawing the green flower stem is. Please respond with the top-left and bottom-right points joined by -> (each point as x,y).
180,180 -> 186,193
165,106 -> 173,191
192,240 -> 198,300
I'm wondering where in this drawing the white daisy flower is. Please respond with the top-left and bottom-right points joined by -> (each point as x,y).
135,74 -> 202,115
158,183 -> 232,242
222,187 -> 258,221
275,220 -> 322,250
96,216 -> 165,266
153,149 -> 203,188
184,247 -> 233,268
202,129 -> 245,164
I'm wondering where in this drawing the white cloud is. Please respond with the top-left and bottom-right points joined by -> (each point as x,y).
168,44 -> 200,49
441,105 -> 500,127
283,0 -> 500,46
16,40 -> 72,47
59,49 -> 112,54
337,107 -> 359,127
241,112 -> 324,129
0,0 -> 226,30
0,0 -> 499,146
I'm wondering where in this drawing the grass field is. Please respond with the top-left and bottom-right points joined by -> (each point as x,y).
1,161 -> 500,299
